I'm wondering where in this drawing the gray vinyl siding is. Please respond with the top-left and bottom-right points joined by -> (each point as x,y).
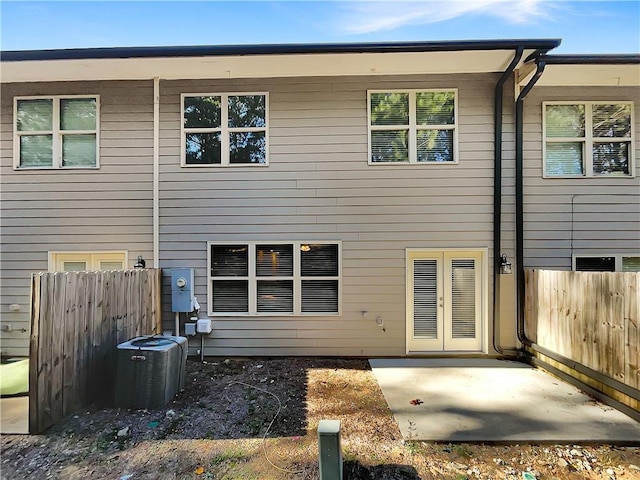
159,74 -> 502,356
0,81 -> 154,357
523,86 -> 640,270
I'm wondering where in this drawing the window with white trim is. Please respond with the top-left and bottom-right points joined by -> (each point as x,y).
49,251 -> 127,271
368,89 -> 457,164
544,102 -> 634,177
14,96 -> 99,169
573,254 -> 640,272
208,242 -> 340,315
182,93 -> 268,166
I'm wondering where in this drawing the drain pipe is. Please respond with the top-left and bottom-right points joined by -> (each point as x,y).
515,56 -> 546,346
492,47 -> 523,356
513,57 -> 640,420
153,77 -> 160,268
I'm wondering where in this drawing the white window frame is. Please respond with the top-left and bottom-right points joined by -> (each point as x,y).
181,92 -> 269,167
13,95 -> 100,170
367,89 -> 458,165
48,251 -> 128,271
207,241 -> 341,316
572,254 -> 640,272
543,101 -> 635,178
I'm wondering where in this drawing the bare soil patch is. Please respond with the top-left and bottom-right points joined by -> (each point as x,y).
1,358 -> 639,479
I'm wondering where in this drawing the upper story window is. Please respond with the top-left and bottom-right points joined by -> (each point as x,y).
182,93 -> 268,166
544,102 -> 634,178
368,89 -> 457,164
14,96 -> 99,169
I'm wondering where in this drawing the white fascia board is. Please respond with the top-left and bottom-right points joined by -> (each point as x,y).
1,49 -> 536,83
532,64 -> 640,87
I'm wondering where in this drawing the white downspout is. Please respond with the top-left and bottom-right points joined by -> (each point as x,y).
153,77 -> 160,268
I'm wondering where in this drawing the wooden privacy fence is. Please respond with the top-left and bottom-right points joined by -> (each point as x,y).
524,269 -> 639,407
29,269 -> 162,433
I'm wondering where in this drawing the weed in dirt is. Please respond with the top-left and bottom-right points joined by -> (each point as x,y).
449,443 -> 474,460
157,417 -> 182,439
94,428 -> 128,451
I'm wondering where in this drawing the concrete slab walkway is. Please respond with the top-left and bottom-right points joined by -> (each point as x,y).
370,358 -> 640,443
1,396 -> 29,434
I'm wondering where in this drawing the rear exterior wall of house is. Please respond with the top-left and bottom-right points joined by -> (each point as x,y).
1,73 -> 520,357
158,73 -> 508,356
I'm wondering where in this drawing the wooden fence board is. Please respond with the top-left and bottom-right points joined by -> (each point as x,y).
28,274 -> 42,434
36,274 -> 54,433
582,273 -> 594,369
62,273 -> 77,417
611,273 -> 626,383
626,275 -> 639,390
29,269 -> 162,433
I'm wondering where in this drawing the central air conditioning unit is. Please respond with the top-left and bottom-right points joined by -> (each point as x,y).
114,335 -> 188,409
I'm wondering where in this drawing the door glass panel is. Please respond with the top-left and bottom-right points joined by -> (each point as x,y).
451,259 -> 476,339
63,261 -> 87,272
413,259 -> 438,339
99,261 -> 123,270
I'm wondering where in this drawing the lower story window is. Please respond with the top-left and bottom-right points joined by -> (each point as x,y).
49,251 -> 127,271
573,254 -> 640,272
208,241 -> 340,315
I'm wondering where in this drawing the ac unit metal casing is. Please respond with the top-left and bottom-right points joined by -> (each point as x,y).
114,336 -> 188,409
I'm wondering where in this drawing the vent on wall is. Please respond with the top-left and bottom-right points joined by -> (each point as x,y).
575,257 -> 616,272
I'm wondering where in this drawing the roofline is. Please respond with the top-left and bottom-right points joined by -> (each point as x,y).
540,54 -> 640,65
1,39 -> 561,62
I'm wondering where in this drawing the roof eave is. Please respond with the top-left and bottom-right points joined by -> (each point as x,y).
0,39 -> 561,62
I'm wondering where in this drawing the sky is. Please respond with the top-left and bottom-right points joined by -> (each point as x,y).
0,0 -> 638,54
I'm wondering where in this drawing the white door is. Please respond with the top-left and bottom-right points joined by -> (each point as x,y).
407,250 -> 484,353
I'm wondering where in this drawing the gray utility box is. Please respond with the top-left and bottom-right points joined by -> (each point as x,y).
114,336 -> 188,409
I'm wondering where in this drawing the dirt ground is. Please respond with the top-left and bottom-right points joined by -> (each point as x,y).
1,358 -> 639,480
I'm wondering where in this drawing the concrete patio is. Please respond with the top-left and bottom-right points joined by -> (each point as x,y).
370,358 -> 640,443
0,396 -> 28,434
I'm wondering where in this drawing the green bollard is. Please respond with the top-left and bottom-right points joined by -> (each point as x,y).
318,419 -> 342,480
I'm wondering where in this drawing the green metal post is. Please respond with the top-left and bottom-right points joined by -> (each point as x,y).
318,419 -> 342,480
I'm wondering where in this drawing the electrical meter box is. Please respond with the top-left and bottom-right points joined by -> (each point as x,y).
171,268 -> 195,312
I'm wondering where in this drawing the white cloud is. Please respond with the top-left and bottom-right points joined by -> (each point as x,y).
339,0 -> 559,34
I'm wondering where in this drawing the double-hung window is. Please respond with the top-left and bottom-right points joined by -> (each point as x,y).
182,93 -> 268,166
14,96 -> 99,169
368,89 -> 457,164
208,242 -> 340,315
544,102 -> 634,177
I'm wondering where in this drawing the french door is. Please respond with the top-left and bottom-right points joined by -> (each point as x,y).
406,250 -> 484,352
